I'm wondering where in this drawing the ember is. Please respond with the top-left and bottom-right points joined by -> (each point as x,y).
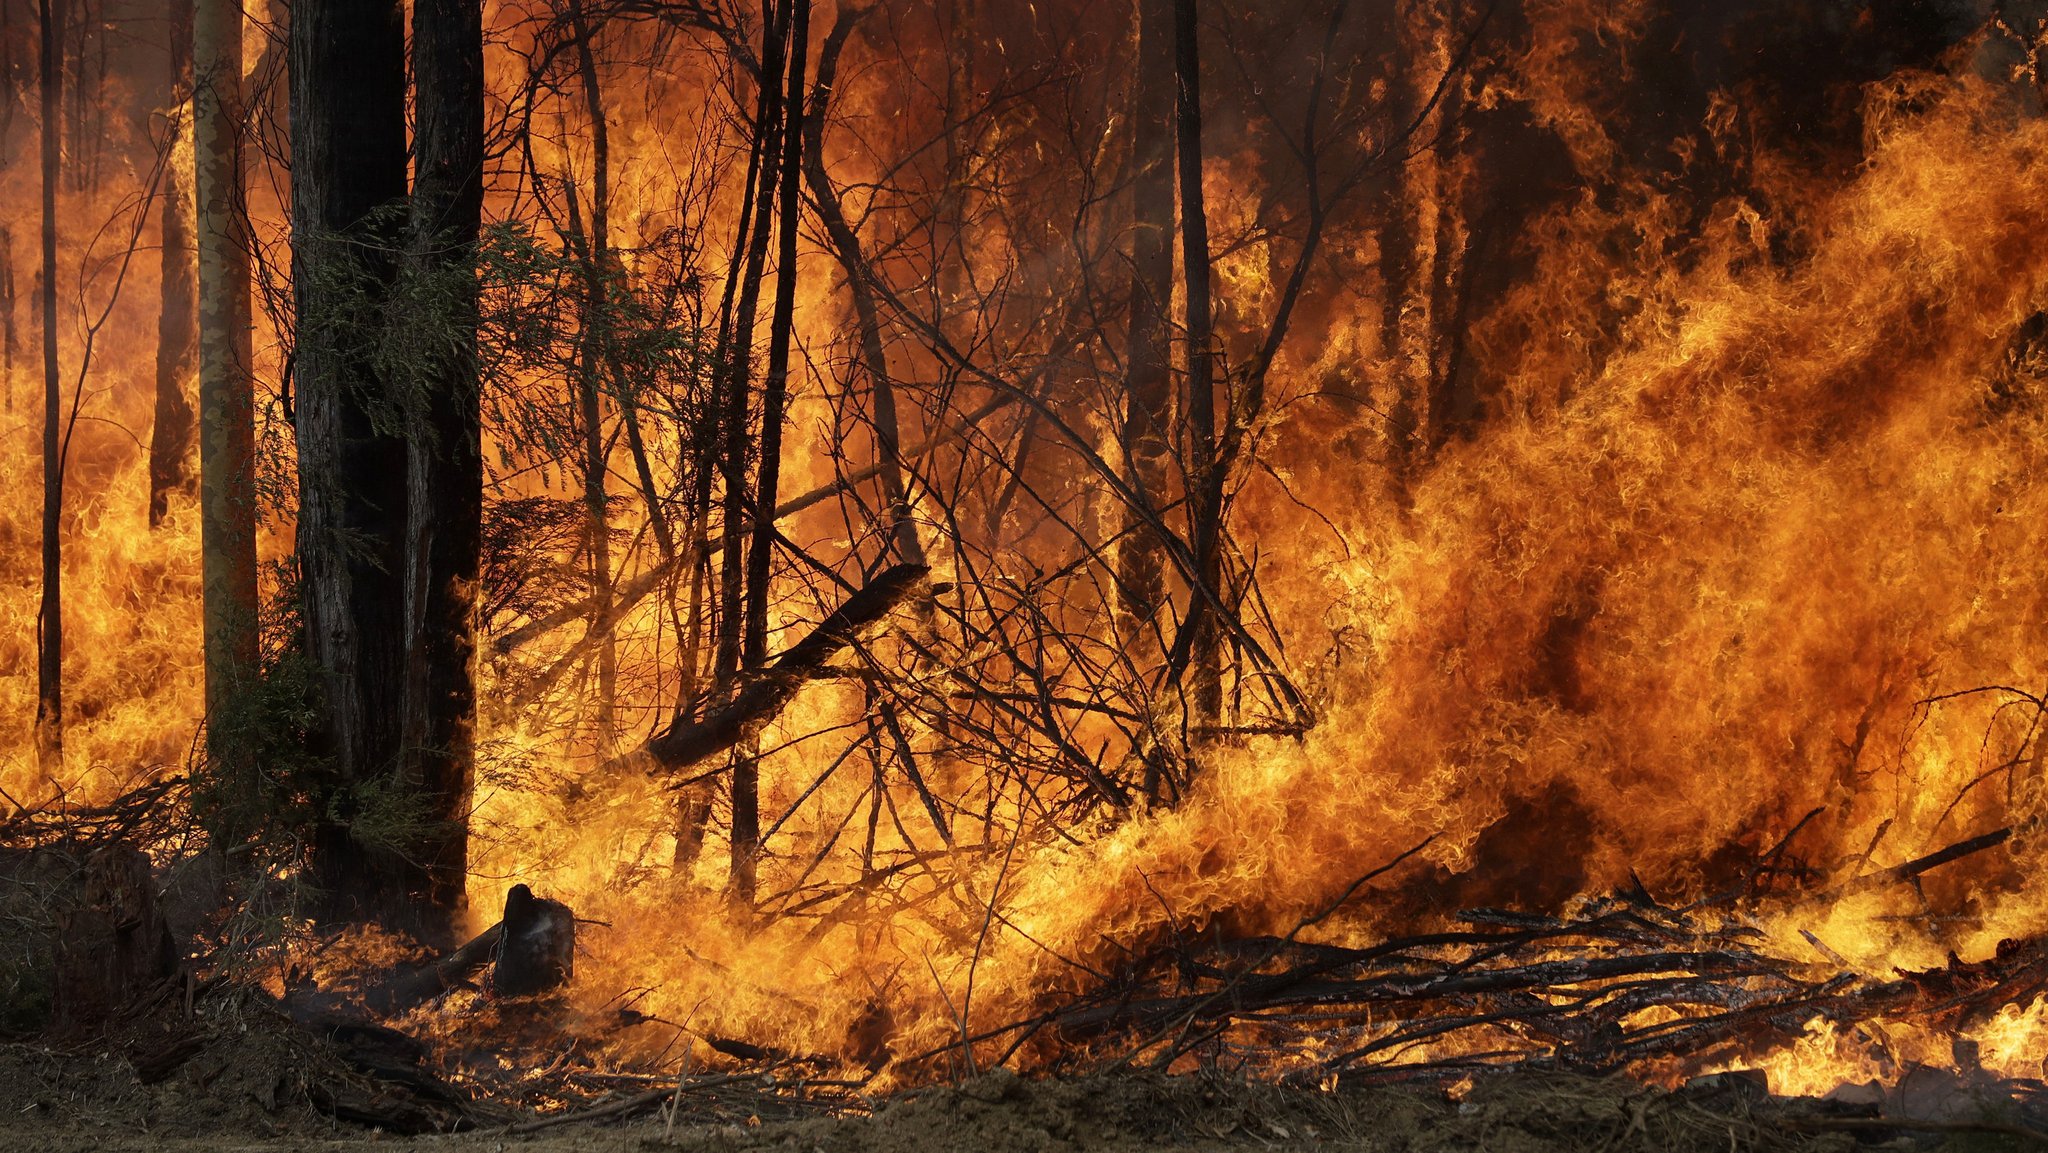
3,0 -> 2048,1144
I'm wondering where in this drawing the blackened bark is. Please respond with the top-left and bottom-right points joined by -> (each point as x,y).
734,0 -> 810,905
1,227 -> 15,412
802,6 -> 923,569
149,0 -> 197,529
401,0 -> 483,935
715,3 -> 790,688
564,0 -> 618,752
51,846 -> 179,1034
714,0 -> 792,902
1171,0 -> 1222,729
291,0 -> 411,924
35,0 -> 61,772
1117,0 -> 1176,630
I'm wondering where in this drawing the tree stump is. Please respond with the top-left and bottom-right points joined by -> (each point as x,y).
51,845 -> 178,1033
491,884 -> 572,997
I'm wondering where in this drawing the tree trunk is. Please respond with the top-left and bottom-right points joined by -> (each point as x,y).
803,6 -> 924,571
565,0 -> 617,754
713,0 -> 792,903
0,3 -> 12,416
51,846 -> 178,1035
714,1 -> 789,691
35,0 -> 62,774
194,0 -> 259,785
149,0 -> 197,529
734,0 -> 810,905
401,0 -> 483,937
290,0 -> 412,926
1380,17 -> 1445,485
1117,0 -> 1175,633
1171,0 -> 1221,732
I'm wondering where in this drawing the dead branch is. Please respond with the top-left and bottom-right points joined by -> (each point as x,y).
577,564 -> 934,793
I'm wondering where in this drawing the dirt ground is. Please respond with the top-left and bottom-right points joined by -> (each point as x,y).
5,1034 -> 2041,1153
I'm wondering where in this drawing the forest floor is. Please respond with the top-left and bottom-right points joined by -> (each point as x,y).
5,1019 -> 2042,1153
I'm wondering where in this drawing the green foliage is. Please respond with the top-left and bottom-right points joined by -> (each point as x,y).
0,865 -> 56,1035
474,220 -> 716,481
187,562 -> 430,917
188,562 -> 323,865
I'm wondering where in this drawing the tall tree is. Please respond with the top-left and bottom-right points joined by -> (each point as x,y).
35,0 -> 62,772
802,5 -> 923,569
565,0 -> 618,754
149,0 -> 197,529
1,227 -> 14,412
1170,0 -> 1221,729
734,0 -> 810,904
194,0 -> 259,774
0,3 -> 17,414
1116,0 -> 1175,635
290,0 -> 411,925
401,0 -> 484,931
710,0 -> 791,902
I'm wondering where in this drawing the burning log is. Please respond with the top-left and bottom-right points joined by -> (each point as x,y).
492,883 -> 573,997
573,563 -> 936,797
370,884 -> 573,1012
371,920 -> 502,1011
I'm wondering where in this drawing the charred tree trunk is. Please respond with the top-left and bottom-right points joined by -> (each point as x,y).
565,0 -> 618,753
733,0 -> 810,906
35,0 -> 62,773
149,0 -> 197,529
1423,69 -> 1476,456
1117,0 -> 1176,634
714,2 -> 789,691
400,0 -> 483,935
634,1 -> 772,877
712,0 -> 792,903
1381,18 -> 1450,483
0,3 -> 12,415
194,0 -> 260,775
291,0 -> 412,926
1170,0 -> 1222,733
802,5 -> 923,570
51,846 -> 178,1035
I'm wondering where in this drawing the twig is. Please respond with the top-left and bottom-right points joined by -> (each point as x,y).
502,1062 -> 792,1134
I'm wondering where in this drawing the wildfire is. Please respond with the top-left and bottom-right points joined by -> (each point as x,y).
3,0 -> 2048,1114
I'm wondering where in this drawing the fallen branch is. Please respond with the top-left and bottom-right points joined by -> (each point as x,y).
502,1063 -> 796,1134
1839,825 -> 2013,896
578,564 -> 935,791
370,922 -> 503,1013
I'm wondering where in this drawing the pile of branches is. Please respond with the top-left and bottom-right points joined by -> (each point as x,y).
0,773 -> 190,853
980,831 -> 2043,1087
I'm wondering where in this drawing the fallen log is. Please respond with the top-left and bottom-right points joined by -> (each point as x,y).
370,921 -> 502,1013
572,564 -> 935,799
369,884 -> 575,1011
